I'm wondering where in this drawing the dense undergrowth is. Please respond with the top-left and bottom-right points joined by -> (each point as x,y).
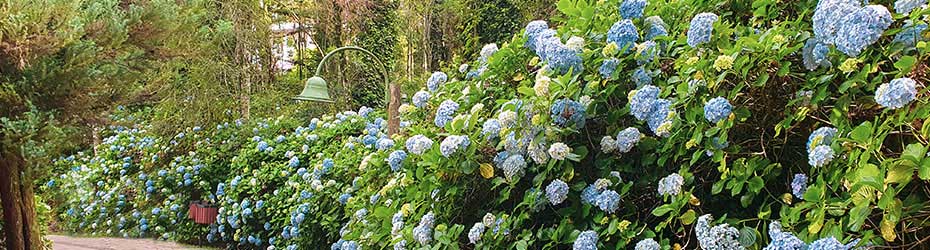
47,0 -> 930,249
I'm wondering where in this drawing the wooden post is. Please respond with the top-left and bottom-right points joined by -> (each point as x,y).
387,82 -> 401,135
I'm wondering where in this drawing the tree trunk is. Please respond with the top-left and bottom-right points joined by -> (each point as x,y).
0,149 -> 26,250
20,166 -> 42,250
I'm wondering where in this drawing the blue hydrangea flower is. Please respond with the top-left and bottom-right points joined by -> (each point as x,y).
813,0 -> 860,45
406,135 -> 434,155
468,222 -> 485,244
440,135 -> 470,157
893,23 -> 928,48
595,190 -> 620,213
482,119 -> 502,139
791,173 -> 808,198
413,91 -> 431,108
895,0 -> 927,13
545,179 -> 569,205
687,13 -> 719,47
615,127 -> 641,153
704,97 -> 733,123
657,173 -> 684,196
803,38 -> 832,71
378,138 -> 395,150
646,99 -> 674,136
434,100 -> 459,128
532,28 -> 558,57
607,19 -> 640,53
807,127 -> 837,152
644,16 -> 669,40
480,43 -> 499,63
550,99 -> 587,129
413,212 -> 435,245
338,193 -> 351,204
573,230 -> 598,250
629,85 -> 661,120
696,214 -> 743,250
599,58 -> 620,79
394,240 -> 407,250
636,41 -> 658,65
808,237 -> 860,250
833,5 -> 892,56
288,156 -> 300,168
764,221 -> 807,250
539,39 -> 584,74
257,141 -> 268,152
635,239 -> 660,250
632,66 -> 652,87
524,20 -> 550,51
808,145 -> 835,167
427,72 -> 448,92
619,0 -> 647,19
501,154 -> 526,181
875,77 -> 918,109
387,150 -> 407,172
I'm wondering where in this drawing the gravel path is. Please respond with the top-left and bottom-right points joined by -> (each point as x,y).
48,235 -> 212,250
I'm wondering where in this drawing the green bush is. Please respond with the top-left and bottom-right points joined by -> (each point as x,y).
50,0 -> 929,249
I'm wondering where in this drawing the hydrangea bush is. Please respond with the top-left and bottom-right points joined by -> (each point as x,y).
48,0 -> 930,249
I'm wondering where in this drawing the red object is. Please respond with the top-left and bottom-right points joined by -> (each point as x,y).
188,201 -> 218,224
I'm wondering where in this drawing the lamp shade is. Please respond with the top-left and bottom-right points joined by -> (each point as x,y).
294,76 -> 334,102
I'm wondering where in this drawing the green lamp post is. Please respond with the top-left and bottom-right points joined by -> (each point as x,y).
295,46 -> 400,134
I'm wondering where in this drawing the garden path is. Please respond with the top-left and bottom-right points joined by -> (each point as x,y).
48,235 -> 213,250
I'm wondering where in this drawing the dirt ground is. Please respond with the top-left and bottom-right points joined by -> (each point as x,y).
48,235 -> 213,250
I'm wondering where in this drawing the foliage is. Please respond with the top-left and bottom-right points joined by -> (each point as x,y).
45,0 -> 930,249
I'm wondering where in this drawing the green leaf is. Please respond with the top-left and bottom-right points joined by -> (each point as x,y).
680,209 -> 697,225
857,163 -> 883,189
651,204 -> 674,217
849,122 -> 872,143
738,227 -> 757,247
803,185 -> 822,202
901,143 -> 927,164
894,56 -> 917,73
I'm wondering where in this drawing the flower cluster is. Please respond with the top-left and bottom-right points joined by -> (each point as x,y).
644,16 -> 668,40
427,72 -> 447,92
573,230 -> 598,250
687,13 -> 718,47
808,145 -> 835,167
703,97 -> 733,123
599,58 -> 620,79
467,222 -> 484,244
635,238 -> 660,250
500,154 -> 527,181
790,173 -> 808,198
547,143 -> 571,161
434,100 -> 459,128
545,179 -> 569,205
482,119 -> 502,139
875,77 -> 918,109
412,212 -> 435,245
628,85 -> 674,137
607,19 -> 639,54
893,22 -> 928,48
550,99 -> 587,129
619,0 -> 647,19
405,135 -> 434,155
413,91 -> 430,108
895,0 -> 927,13
387,150 -> 407,172
606,127 -> 641,154
695,214 -> 744,250
802,38 -> 831,71
439,135 -> 470,157
657,173 -> 684,196
763,221 -> 806,250
813,0 -> 892,56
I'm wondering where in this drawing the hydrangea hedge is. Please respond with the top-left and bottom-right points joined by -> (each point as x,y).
48,0 -> 929,249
